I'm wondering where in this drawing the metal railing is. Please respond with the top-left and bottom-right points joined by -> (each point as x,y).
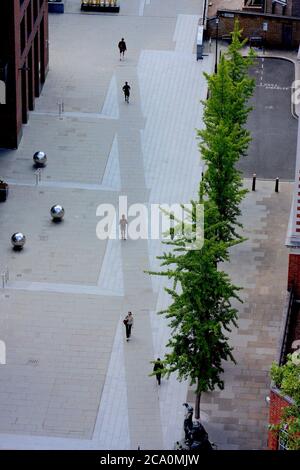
278,428 -> 289,450
278,286 -> 295,365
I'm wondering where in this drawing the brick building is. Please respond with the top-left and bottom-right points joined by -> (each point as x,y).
268,388 -> 294,450
0,0 -> 49,149
267,96 -> 300,451
243,0 -> 300,16
206,1 -> 300,48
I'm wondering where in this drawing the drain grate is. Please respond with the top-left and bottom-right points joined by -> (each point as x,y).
27,359 -> 39,366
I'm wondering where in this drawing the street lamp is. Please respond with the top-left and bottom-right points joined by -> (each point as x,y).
215,17 -> 220,74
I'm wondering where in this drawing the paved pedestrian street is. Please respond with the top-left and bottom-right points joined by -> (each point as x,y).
0,0 -> 293,450
0,0 -> 212,450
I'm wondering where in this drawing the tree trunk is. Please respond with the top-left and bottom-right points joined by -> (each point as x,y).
195,390 -> 201,420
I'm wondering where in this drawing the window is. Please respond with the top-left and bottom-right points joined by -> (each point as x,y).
33,0 -> 39,21
244,0 -> 264,6
27,6 -> 32,39
272,0 -> 287,5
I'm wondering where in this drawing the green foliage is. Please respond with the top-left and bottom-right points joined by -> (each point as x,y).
148,20 -> 254,416
157,241 -> 240,395
148,200 -> 242,403
270,356 -> 300,450
271,356 -> 300,405
225,20 -> 256,100
198,20 -> 255,243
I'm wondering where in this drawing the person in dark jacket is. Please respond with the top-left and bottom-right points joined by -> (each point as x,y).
123,312 -> 134,341
122,82 -> 131,103
118,38 -> 127,60
153,358 -> 163,385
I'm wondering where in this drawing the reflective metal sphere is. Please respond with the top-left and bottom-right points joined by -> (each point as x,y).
11,232 -> 26,249
50,205 -> 65,221
33,151 -> 47,167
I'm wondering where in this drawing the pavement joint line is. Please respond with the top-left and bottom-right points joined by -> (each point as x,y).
31,111 -> 118,121
5,179 -> 118,192
3,281 -> 123,297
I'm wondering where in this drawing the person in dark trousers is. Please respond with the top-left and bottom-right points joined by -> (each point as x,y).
123,312 -> 134,341
122,82 -> 131,103
118,38 -> 127,60
183,403 -> 193,440
153,358 -> 163,385
119,214 -> 128,240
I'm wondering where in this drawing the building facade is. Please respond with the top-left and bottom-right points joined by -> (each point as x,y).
265,0 -> 300,17
206,0 -> 300,48
0,0 -> 49,149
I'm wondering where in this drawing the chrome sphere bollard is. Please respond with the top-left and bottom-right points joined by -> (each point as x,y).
33,151 -> 47,167
50,204 -> 65,222
11,232 -> 26,250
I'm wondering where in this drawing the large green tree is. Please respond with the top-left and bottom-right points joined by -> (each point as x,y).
149,200 -> 241,419
148,22 -> 255,421
198,56 -> 253,243
198,21 -> 255,243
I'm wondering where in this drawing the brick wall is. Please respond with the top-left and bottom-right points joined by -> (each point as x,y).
268,388 -> 290,450
292,0 -> 300,17
207,9 -> 300,48
0,0 -> 49,148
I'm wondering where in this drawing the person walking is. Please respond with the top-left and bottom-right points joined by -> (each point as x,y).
123,312 -> 134,341
122,82 -> 131,103
118,38 -> 127,60
119,214 -> 128,240
153,357 -> 163,385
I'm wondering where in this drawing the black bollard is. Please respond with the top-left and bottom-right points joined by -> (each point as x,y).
252,173 -> 256,191
275,177 -> 279,193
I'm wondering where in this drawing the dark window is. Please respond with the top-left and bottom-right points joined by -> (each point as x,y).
27,7 -> 32,39
292,0 -> 300,17
33,0 -> 39,21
